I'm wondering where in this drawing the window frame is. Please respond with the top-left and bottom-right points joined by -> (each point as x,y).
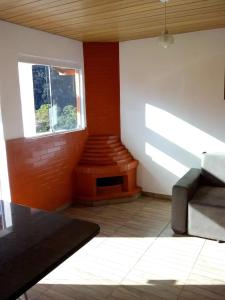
18,55 -> 86,138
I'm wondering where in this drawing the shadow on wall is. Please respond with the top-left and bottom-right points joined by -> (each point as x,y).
142,103 -> 225,182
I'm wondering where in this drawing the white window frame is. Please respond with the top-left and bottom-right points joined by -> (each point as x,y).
18,55 -> 86,138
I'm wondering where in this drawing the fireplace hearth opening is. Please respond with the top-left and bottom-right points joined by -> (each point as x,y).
96,176 -> 123,187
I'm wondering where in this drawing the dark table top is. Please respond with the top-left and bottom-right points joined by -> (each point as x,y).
0,200 -> 100,300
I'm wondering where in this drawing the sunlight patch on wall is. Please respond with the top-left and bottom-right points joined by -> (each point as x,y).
145,104 -> 225,158
145,142 -> 189,177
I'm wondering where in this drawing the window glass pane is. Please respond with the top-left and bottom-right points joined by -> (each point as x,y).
19,61 -> 84,137
32,65 -> 51,134
50,67 -> 77,132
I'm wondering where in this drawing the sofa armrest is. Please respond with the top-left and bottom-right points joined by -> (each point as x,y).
171,168 -> 201,234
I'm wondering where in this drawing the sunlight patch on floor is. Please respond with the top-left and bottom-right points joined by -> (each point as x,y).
38,234 -> 223,287
29,198 -> 225,299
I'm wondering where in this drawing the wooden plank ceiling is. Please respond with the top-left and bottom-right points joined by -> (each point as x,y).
0,0 -> 224,42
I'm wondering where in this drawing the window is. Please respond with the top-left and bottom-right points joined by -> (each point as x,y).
18,62 -> 85,137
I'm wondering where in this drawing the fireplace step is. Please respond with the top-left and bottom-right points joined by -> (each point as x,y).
75,189 -> 141,206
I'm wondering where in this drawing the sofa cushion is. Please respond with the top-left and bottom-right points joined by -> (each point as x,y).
188,186 -> 225,241
190,186 -> 225,208
201,153 -> 225,187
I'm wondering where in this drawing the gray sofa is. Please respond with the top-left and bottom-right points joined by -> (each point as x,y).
172,153 -> 225,241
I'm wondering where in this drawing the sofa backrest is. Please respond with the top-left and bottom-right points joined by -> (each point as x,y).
201,153 -> 225,187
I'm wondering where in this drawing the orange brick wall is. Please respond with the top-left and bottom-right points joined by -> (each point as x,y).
6,130 -> 88,211
84,42 -> 120,136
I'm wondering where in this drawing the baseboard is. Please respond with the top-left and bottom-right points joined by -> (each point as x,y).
55,201 -> 72,212
142,191 -> 172,201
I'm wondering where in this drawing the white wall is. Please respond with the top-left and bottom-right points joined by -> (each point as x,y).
120,29 -> 225,195
0,20 -> 83,201
0,20 -> 84,139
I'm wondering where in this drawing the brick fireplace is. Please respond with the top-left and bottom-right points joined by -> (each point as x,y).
75,135 -> 141,205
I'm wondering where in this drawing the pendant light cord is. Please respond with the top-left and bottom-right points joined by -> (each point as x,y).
164,1 -> 167,32
159,0 -> 174,47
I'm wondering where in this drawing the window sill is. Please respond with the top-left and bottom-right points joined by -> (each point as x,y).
24,127 -> 87,140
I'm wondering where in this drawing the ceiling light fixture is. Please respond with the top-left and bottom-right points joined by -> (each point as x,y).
158,0 -> 174,48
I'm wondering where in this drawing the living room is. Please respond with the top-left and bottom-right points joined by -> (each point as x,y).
0,1 -> 225,299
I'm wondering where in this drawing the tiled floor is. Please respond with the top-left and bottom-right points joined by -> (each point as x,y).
26,197 -> 225,299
